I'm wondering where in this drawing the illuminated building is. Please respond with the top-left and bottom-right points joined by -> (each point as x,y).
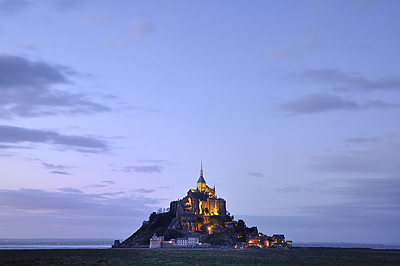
117,162 -> 292,249
239,233 -> 292,249
170,162 -> 227,232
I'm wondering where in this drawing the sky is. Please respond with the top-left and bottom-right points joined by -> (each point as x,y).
0,0 -> 399,244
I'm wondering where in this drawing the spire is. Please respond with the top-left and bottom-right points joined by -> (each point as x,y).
198,161 -> 206,183
197,161 -> 206,191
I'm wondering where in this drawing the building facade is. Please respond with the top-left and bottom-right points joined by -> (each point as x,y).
170,162 -> 227,232
150,233 -> 200,248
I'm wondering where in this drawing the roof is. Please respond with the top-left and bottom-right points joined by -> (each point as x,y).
197,175 -> 206,183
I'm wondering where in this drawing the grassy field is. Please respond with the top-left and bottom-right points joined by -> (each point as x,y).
1,248 -> 400,266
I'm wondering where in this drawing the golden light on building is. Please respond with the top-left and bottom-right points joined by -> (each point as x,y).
169,161 -> 227,233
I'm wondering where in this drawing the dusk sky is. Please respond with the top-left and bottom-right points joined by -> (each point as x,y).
1,0 -> 399,244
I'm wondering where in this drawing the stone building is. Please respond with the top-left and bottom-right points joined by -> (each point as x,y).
170,162 -> 227,232
242,233 -> 292,249
149,233 -> 164,248
116,161 -> 293,249
150,233 -> 200,248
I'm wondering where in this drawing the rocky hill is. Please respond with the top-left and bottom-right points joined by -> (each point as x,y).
117,211 -> 176,247
112,164 -> 287,249
113,209 -> 256,248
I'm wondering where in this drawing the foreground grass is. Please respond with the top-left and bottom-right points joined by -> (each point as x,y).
1,248 -> 400,266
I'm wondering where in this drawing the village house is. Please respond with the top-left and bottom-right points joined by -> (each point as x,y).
149,233 -> 201,248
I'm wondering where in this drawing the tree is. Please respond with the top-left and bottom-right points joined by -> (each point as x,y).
237,235 -> 246,243
201,223 -> 210,234
237,219 -> 245,228
149,212 -> 157,222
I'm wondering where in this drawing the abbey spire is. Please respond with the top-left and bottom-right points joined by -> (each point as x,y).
197,161 -> 206,192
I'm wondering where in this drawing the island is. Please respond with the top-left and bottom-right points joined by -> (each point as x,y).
112,162 -> 292,249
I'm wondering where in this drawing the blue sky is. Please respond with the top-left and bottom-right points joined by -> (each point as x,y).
0,0 -> 399,244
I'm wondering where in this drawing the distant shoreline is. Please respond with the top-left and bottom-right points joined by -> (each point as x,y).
1,239 -> 399,250
2,246 -> 400,252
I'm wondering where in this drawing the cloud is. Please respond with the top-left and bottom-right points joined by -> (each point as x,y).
85,181 -> 115,189
50,171 -> 70,175
281,94 -> 399,114
0,54 -> 71,87
0,54 -> 111,118
129,19 -> 154,37
344,135 -> 381,145
335,176 -> 400,207
0,188 -> 162,238
133,188 -> 155,194
281,94 -> 358,114
274,185 -> 301,194
310,133 -> 400,175
0,0 -> 31,15
81,15 -> 112,26
58,187 -> 82,193
285,68 -> 400,92
101,191 -> 126,197
300,176 -> 400,230
0,125 -> 109,153
280,68 -> 400,114
138,159 -> 170,164
54,0 -> 83,11
241,175 -> 400,243
0,188 -> 161,215
247,172 -> 264,178
85,184 -> 107,189
0,144 -> 30,149
241,210 -> 400,244
266,30 -> 319,61
353,0 -> 394,12
365,100 -> 400,110
120,165 -> 163,174
42,163 -> 74,175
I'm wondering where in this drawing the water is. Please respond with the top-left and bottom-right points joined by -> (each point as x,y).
0,238 -> 115,250
0,245 -> 111,250
295,242 -> 400,250
2,239 -> 399,250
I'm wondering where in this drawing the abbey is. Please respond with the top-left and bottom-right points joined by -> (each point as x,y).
113,162 -> 291,248
169,162 -> 227,231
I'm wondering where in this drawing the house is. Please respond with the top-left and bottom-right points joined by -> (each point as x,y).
150,234 -> 201,248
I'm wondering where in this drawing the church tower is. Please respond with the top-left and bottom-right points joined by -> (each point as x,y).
197,161 -> 206,192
